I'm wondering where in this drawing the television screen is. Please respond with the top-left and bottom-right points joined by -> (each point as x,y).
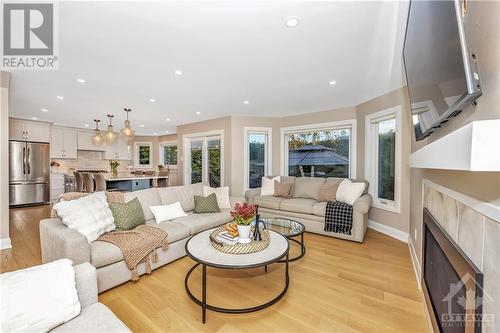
403,0 -> 481,140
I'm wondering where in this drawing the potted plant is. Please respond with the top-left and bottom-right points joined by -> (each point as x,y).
230,203 -> 256,244
109,160 -> 120,178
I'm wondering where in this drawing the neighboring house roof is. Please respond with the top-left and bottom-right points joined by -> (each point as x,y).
289,144 -> 349,166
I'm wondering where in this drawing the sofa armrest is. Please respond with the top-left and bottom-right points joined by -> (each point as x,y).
40,218 -> 91,265
74,262 -> 98,309
245,188 -> 261,204
353,194 -> 372,214
229,196 -> 246,208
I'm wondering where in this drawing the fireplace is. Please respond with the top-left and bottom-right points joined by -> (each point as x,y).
422,208 -> 483,333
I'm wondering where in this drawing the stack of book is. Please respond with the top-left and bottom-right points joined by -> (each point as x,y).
216,231 -> 238,246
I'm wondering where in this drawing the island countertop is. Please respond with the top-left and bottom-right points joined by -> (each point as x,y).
105,175 -> 168,181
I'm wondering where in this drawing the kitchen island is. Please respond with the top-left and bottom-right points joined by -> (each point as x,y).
106,175 -> 168,192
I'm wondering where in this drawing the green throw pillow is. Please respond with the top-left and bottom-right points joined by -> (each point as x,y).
109,197 -> 146,231
194,193 -> 220,214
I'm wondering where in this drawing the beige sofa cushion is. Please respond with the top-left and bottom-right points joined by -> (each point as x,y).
123,189 -> 161,221
279,198 -> 317,215
89,221 -> 190,268
312,202 -> 327,217
172,210 -> 232,234
292,177 -> 326,200
254,196 -> 286,210
157,183 -> 207,212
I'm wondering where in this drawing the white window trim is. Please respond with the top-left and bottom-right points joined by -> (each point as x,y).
134,141 -> 153,169
364,105 -> 402,214
159,140 -> 178,169
182,129 -> 224,186
243,127 -> 273,191
280,119 -> 357,179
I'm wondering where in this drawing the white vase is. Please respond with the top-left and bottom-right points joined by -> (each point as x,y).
237,225 -> 252,244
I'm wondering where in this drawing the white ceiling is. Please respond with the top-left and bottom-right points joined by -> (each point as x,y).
8,1 -> 409,136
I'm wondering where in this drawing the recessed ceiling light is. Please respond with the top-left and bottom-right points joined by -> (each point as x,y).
196,111 -> 201,115
56,95 -> 64,100
149,98 -> 156,103
41,108 -> 48,112
140,124 -> 145,128
174,69 -> 183,76
285,16 -> 300,28
153,132 -> 158,135
84,124 -> 90,127
76,78 -> 86,83
31,117 -> 38,120
329,80 -> 337,85
243,100 -> 250,105
165,130 -> 169,134
165,118 -> 171,122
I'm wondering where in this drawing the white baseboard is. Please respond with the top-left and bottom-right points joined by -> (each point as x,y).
368,220 -> 409,243
408,238 -> 421,290
0,237 -> 12,250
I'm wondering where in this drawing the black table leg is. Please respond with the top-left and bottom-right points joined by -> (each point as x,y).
202,264 -> 207,323
264,265 -> 267,272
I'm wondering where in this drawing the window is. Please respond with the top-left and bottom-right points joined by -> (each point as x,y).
134,142 -> 152,168
244,128 -> 272,190
281,120 -> 356,178
365,106 -> 402,213
159,142 -> 177,167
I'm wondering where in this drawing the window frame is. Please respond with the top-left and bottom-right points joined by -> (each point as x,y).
243,127 -> 272,191
280,119 -> 357,179
134,141 -> 153,169
159,140 -> 178,168
364,105 -> 402,213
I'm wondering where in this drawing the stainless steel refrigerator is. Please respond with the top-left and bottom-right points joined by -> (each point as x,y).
9,141 -> 50,206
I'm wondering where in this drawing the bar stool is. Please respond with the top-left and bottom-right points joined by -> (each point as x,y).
73,172 -> 84,192
81,172 -> 94,193
94,173 -> 107,192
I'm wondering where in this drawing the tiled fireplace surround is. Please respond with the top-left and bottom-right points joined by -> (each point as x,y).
421,180 -> 499,332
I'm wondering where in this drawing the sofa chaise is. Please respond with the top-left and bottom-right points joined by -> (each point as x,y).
40,183 -> 243,293
245,176 -> 372,242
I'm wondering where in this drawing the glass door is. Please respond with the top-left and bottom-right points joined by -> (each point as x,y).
186,135 -> 223,186
207,137 -> 221,187
190,139 -> 203,184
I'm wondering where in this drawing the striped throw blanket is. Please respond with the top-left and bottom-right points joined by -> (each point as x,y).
324,201 -> 353,235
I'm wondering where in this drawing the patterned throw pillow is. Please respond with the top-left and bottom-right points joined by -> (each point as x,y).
194,193 -> 221,214
273,180 -> 293,198
109,197 -> 146,231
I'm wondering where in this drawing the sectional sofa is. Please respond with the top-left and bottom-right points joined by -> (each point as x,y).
245,176 -> 372,242
40,183 -> 242,293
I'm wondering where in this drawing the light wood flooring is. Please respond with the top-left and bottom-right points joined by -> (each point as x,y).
2,205 -> 429,332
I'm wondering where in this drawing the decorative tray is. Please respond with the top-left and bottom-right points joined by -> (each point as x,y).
209,226 -> 270,254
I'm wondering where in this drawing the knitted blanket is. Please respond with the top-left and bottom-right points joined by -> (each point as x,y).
324,201 -> 353,235
98,225 -> 168,281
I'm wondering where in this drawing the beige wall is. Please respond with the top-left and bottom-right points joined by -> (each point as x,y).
356,87 -> 413,233
133,136 -> 160,171
0,72 -> 10,248
280,106 -> 357,127
409,0 -> 500,260
176,116 -> 231,187
157,134 -> 179,186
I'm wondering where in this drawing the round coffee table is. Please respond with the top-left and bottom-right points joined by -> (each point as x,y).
260,217 -> 306,262
184,228 -> 290,323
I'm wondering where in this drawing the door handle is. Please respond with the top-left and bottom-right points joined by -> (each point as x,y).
22,147 -> 26,174
27,147 -> 31,174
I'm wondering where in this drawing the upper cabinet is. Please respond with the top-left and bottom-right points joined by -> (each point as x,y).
9,119 -> 50,142
104,138 -> 131,160
77,130 -> 106,151
51,127 -> 77,159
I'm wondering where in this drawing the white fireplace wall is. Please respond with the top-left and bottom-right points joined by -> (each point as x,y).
423,182 -> 500,333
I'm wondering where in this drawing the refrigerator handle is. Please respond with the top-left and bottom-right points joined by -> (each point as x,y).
22,147 -> 26,174
27,147 -> 31,174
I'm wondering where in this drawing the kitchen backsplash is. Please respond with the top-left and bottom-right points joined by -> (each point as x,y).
51,150 -> 131,174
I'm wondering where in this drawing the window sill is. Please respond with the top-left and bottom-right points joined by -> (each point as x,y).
372,200 -> 400,214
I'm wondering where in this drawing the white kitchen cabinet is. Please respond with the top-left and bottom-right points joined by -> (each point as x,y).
51,127 -> 77,159
9,119 -> 50,142
104,139 -> 131,160
77,130 -> 105,151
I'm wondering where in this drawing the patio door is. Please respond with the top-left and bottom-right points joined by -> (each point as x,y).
184,134 -> 223,187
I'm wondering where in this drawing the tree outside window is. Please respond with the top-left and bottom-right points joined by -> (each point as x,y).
139,145 -> 150,165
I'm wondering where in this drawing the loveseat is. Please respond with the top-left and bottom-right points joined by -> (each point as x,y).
40,183 -> 242,293
245,176 -> 372,242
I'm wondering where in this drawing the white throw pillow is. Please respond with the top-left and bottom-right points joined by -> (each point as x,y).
53,192 -> 115,242
150,202 -> 188,223
203,186 -> 231,209
0,259 -> 81,333
260,176 -> 280,196
336,179 -> 366,205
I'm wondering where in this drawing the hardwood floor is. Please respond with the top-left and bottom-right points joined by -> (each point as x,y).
2,206 -> 429,332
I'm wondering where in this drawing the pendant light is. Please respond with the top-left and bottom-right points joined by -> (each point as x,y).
104,114 -> 117,144
120,108 -> 135,143
91,119 -> 104,146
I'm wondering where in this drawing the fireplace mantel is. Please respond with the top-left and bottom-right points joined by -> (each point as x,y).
410,120 -> 500,171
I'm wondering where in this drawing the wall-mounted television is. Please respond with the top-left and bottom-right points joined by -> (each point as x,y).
403,0 -> 482,141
